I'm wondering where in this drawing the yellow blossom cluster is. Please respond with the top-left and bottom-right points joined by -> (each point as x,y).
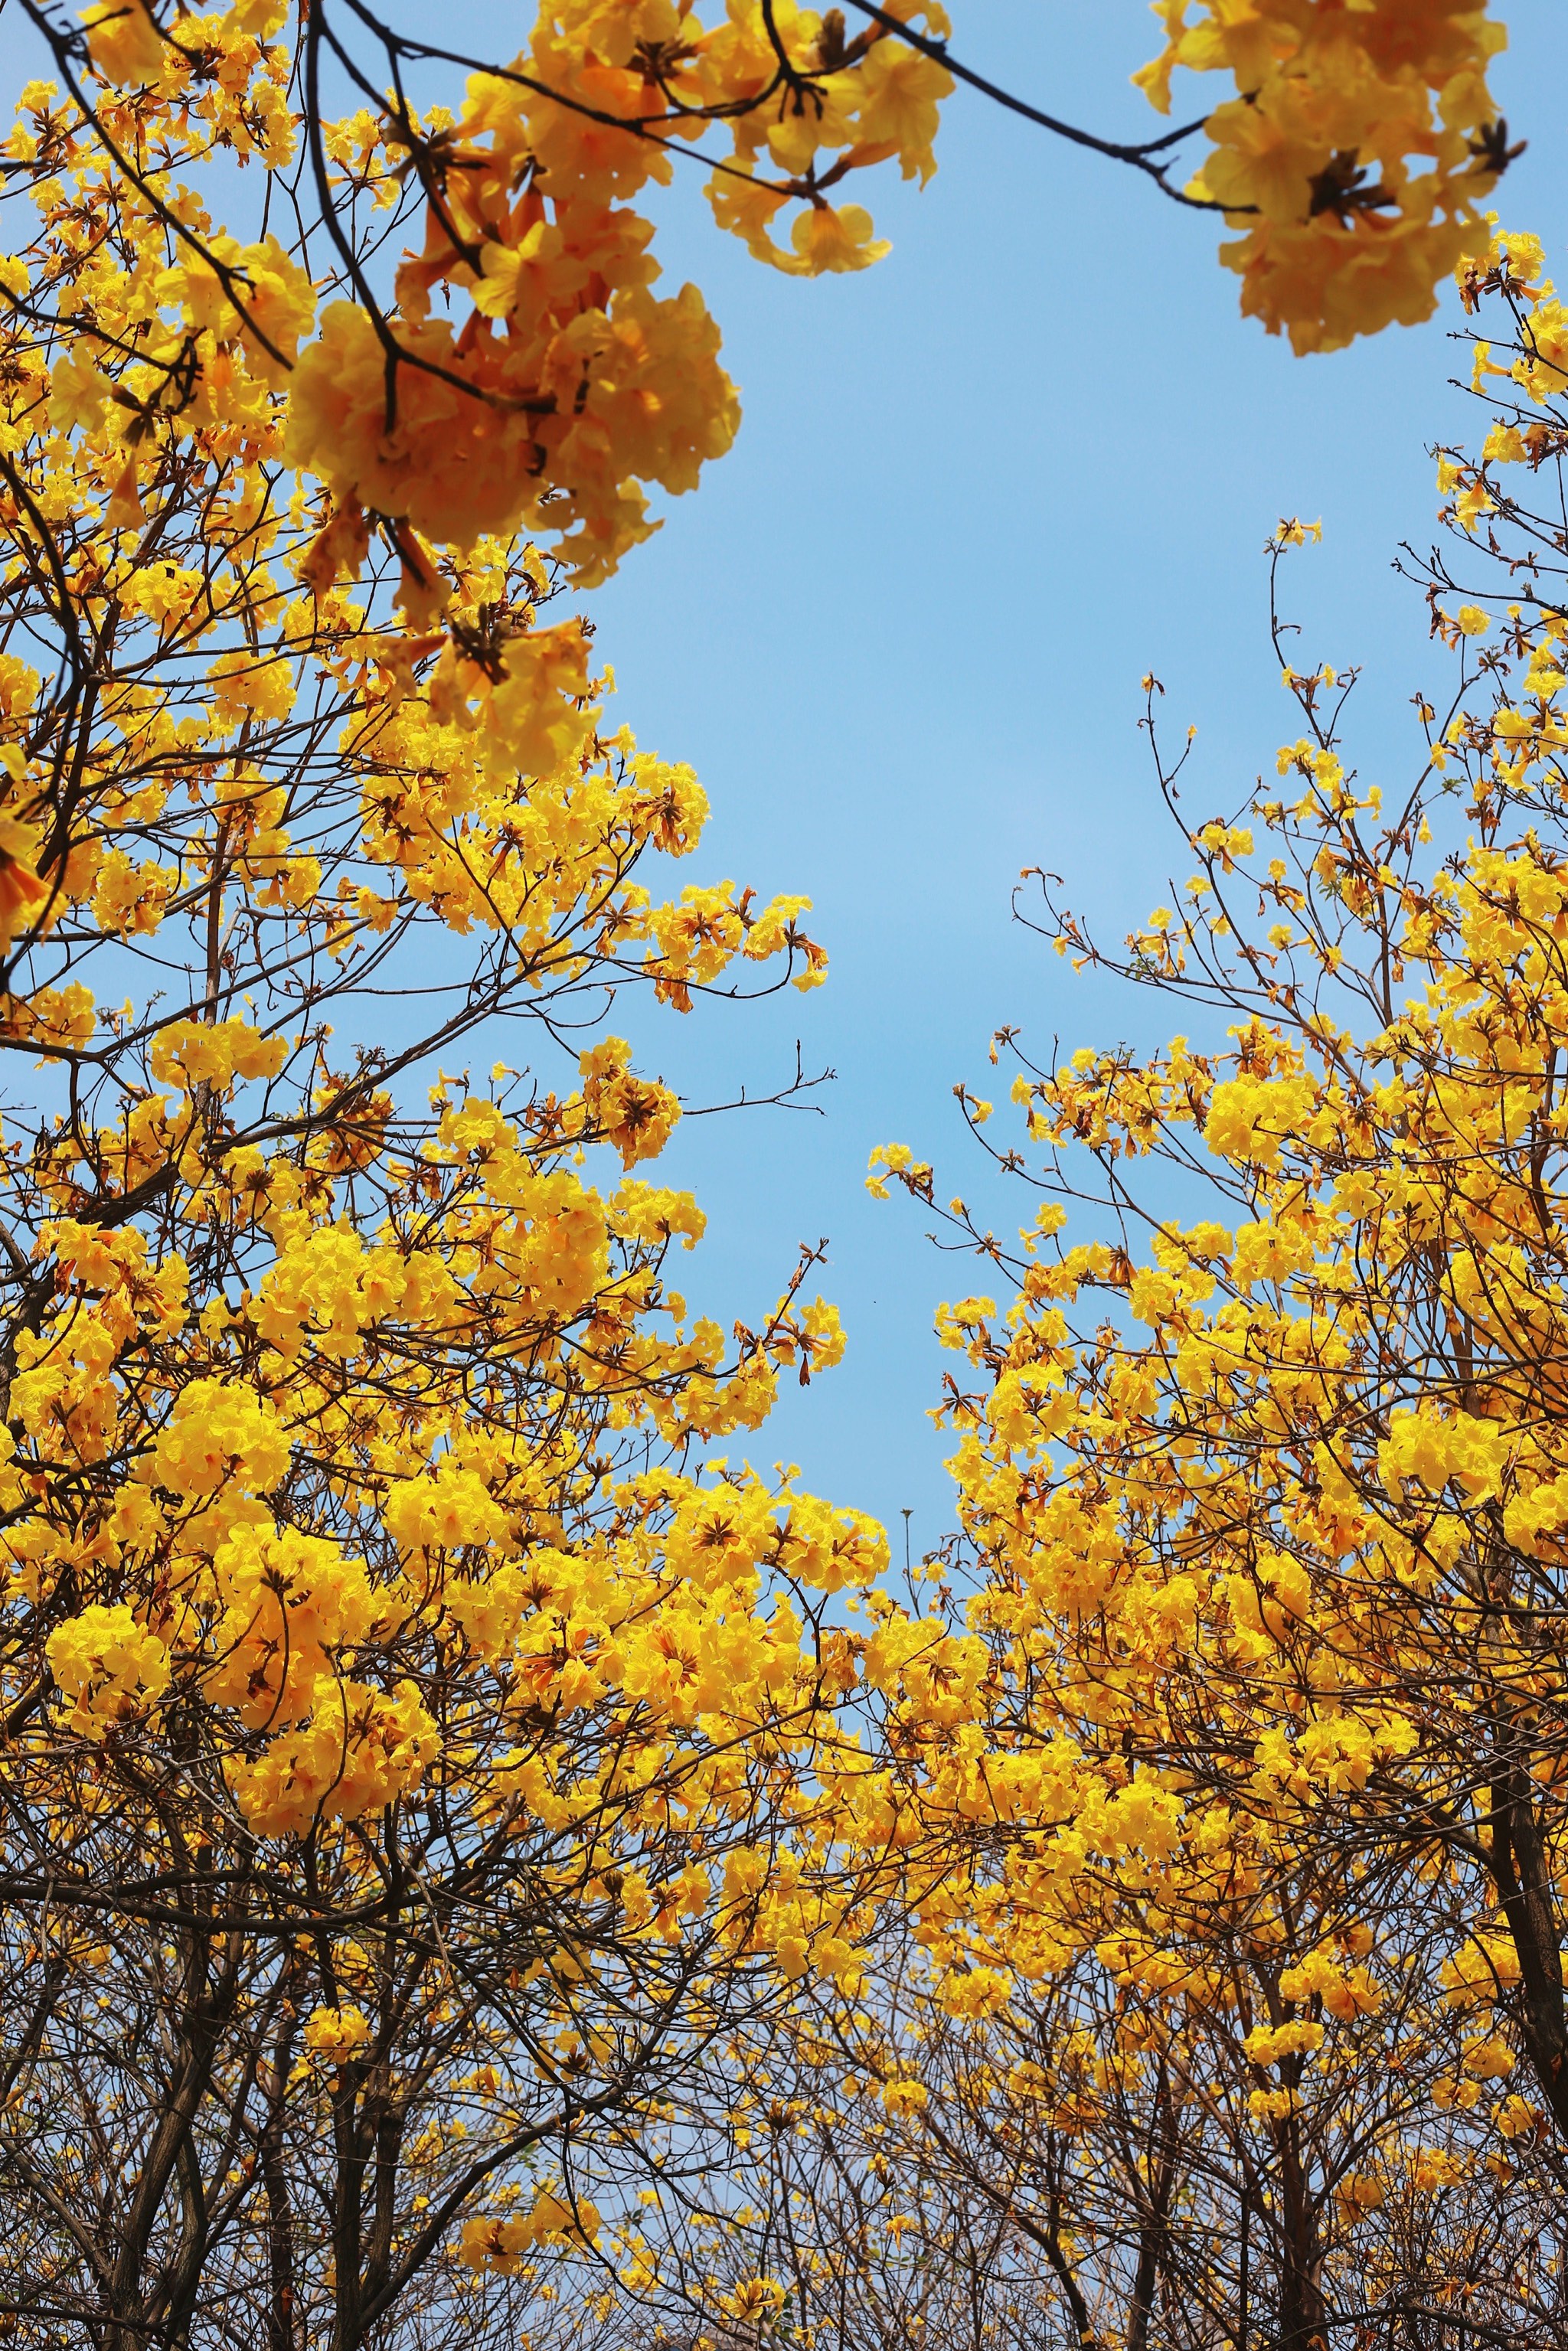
1137,0 -> 1510,351
301,2003 -> 374,2063
459,2189 -> 603,2274
45,1602 -> 172,1738
220,0 -> 952,583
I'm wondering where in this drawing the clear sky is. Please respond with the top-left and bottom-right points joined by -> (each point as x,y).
550,0 -> 1568,1559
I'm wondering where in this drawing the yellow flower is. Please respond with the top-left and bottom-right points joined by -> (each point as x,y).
302,2003 -> 372,2062
82,0 -> 164,85
47,1604 -> 171,1738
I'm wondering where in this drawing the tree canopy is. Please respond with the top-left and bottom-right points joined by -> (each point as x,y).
1,4 -> 1563,2348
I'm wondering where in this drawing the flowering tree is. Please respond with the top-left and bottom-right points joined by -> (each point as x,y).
0,0 -> 1550,2345
0,27 -> 897,2351
867,227 -> 1568,2347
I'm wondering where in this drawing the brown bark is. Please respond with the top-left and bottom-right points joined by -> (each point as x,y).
1490,1755 -> 1568,2140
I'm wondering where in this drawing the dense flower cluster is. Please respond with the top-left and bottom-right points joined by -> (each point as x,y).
61,0 -> 955,586
1137,0 -> 1511,350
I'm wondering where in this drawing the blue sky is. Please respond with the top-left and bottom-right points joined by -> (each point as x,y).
566,0 -> 1568,1556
